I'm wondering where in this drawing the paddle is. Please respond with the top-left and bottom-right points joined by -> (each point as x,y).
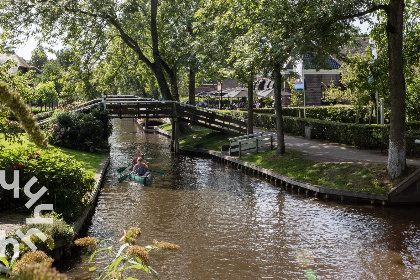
117,164 -> 132,173
118,173 -> 131,183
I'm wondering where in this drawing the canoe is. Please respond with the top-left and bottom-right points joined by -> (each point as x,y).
129,171 -> 152,186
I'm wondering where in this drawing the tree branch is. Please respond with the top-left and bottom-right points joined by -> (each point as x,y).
335,4 -> 389,21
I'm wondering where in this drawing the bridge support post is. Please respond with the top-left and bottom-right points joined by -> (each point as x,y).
171,117 -> 180,154
145,113 -> 149,129
102,96 -> 106,110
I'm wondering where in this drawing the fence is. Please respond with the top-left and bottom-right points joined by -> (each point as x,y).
229,132 -> 275,157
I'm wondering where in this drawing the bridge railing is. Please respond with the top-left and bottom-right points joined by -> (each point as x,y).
103,98 -> 248,134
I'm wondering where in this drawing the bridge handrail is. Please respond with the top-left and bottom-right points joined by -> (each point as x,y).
103,99 -> 247,122
176,101 -> 247,122
67,98 -> 102,111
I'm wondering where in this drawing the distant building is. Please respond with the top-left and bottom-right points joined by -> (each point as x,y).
281,54 -> 342,106
0,53 -> 31,74
255,55 -> 342,106
195,79 -> 240,95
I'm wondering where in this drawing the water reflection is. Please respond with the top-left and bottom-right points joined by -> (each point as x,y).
63,119 -> 420,280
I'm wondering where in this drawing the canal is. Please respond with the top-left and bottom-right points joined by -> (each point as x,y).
63,119 -> 420,279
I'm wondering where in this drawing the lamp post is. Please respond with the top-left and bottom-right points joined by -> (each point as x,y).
218,80 -> 223,110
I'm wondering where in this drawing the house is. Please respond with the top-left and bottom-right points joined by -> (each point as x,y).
282,54 -> 342,106
254,55 -> 342,106
0,53 -> 31,74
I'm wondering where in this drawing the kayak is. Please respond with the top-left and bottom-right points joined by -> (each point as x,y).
129,171 -> 152,186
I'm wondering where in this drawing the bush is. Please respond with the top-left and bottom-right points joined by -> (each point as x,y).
45,106 -> 111,153
34,111 -> 53,122
245,105 -> 392,124
6,212 -> 74,257
0,147 -> 95,222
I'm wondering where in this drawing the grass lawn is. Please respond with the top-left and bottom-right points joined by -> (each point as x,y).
241,149 -> 396,194
179,126 -> 238,151
175,126 -> 416,195
0,134 -> 105,174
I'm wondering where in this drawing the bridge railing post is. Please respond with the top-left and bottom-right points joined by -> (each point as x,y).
102,96 -> 106,110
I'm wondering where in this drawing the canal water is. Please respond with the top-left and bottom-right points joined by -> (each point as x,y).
63,119 -> 420,279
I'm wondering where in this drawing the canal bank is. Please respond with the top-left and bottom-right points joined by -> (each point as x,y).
154,125 -> 420,206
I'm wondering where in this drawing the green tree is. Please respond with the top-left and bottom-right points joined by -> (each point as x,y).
29,44 -> 48,69
323,52 -> 379,124
313,0 -> 415,178
34,81 -> 58,110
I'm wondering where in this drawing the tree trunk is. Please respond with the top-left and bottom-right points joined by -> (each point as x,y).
188,67 -> 196,106
273,63 -> 285,154
387,0 -> 406,179
247,76 -> 254,134
150,0 -> 173,101
169,65 -> 179,101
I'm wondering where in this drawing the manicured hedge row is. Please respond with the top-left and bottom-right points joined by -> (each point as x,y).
241,105 -> 391,124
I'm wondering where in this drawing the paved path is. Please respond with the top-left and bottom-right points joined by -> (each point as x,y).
255,129 -> 420,167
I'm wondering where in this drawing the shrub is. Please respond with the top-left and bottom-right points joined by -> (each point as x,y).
6,212 -> 74,257
45,106 -> 111,153
0,147 -> 95,222
247,105 -> 392,124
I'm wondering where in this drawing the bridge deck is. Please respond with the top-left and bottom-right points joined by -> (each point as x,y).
68,95 -> 247,135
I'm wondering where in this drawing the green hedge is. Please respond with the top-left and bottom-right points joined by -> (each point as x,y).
0,147 -> 95,222
241,105 -> 391,124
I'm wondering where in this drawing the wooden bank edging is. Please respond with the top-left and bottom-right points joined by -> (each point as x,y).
53,155 -> 110,259
154,127 -> 388,204
73,155 -> 110,234
179,147 -> 389,205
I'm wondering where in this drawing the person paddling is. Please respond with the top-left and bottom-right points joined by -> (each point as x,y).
132,153 -> 149,176
132,146 -> 140,166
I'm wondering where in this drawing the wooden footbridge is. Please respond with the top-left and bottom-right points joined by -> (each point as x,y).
68,95 -> 247,152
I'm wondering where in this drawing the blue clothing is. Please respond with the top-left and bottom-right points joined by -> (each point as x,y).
135,164 -> 146,176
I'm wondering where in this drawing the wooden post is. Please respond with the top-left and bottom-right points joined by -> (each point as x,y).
270,134 -> 273,150
256,138 -> 259,153
171,118 -> 175,152
174,117 -> 179,154
145,113 -> 149,129
102,96 -> 106,110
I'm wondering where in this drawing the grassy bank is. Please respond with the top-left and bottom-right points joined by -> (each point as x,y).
0,134 -> 105,174
174,126 -> 413,195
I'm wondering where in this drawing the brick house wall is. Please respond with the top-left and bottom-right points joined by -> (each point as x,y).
281,70 -> 342,106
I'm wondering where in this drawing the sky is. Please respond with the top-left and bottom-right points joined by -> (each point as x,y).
14,21 -> 371,62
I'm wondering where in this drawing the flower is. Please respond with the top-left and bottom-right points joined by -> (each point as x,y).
35,152 -> 41,156
129,227 -> 142,239
13,163 -> 24,170
28,154 -> 33,160
14,262 -> 68,280
13,250 -> 53,274
152,239 -> 180,251
126,245 -> 150,266
119,227 -> 142,245
74,237 -> 98,247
